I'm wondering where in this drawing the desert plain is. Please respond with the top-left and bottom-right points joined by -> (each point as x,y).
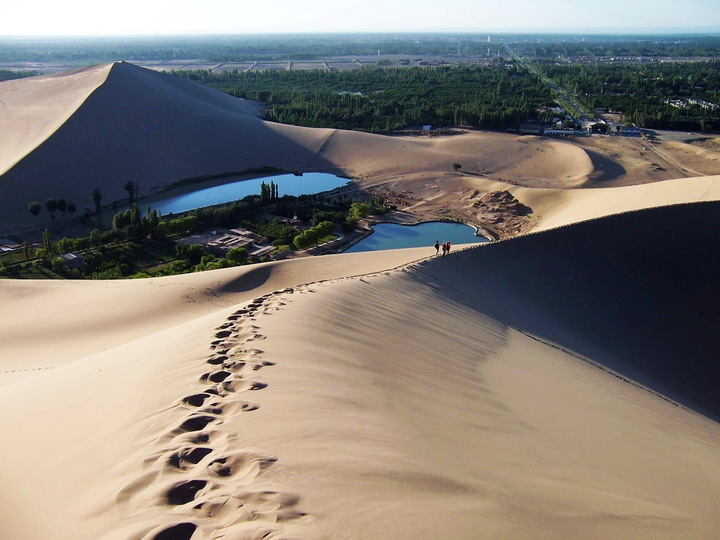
1,62 -> 720,540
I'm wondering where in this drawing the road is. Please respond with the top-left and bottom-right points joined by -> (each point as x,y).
505,45 -> 594,124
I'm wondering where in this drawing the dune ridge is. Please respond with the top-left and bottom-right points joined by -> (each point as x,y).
0,247 -> 433,386
0,63 -> 112,175
517,173 -> 720,232
1,201 -> 720,539
414,200 -> 720,419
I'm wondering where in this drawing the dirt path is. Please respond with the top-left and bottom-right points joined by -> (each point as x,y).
645,140 -> 706,177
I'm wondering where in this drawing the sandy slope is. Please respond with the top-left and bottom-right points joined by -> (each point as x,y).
1,202 -> 720,540
0,247 -> 432,387
0,64 -> 111,175
320,129 -> 593,188
516,174 -> 720,232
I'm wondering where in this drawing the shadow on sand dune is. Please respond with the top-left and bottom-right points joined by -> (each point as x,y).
0,62 -> 337,230
415,201 -> 720,420
584,149 -> 628,185
215,264 -> 275,294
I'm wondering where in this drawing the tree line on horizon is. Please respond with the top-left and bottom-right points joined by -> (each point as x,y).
178,65 -> 552,132
178,59 -> 720,133
511,36 -> 720,59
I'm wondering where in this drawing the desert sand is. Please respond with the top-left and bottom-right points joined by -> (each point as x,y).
1,63 -> 720,540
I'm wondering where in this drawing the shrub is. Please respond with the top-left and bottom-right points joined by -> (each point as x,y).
226,247 -> 248,264
293,220 -> 334,250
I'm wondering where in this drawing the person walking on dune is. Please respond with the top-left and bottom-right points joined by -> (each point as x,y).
434,240 -> 440,255
446,240 -> 451,255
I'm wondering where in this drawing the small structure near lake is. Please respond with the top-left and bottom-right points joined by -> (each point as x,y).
178,227 -> 272,258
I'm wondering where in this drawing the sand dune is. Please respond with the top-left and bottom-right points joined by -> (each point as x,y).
0,247 -> 432,387
0,64 -> 111,175
0,62 -> 336,231
2,202 -> 720,539
516,173 -> 720,232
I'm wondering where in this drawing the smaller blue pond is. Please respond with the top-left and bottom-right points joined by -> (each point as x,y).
345,222 -> 488,253
148,172 -> 348,215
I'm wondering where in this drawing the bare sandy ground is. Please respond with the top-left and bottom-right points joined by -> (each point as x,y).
2,63 -> 720,540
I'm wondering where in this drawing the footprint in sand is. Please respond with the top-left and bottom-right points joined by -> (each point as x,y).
166,479 -> 208,505
219,380 -> 268,394
252,360 -> 276,371
221,360 -> 246,372
170,429 -> 229,448
147,522 -> 197,540
168,447 -> 214,470
200,370 -> 232,383
206,449 -> 278,479
182,393 -> 211,407
116,290 -> 307,540
177,415 -> 217,433
206,355 -> 227,365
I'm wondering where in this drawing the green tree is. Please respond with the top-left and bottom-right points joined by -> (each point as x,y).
45,198 -> 58,218
452,163 -> 462,171
67,202 -> 77,215
57,198 -> 68,215
180,244 -> 206,265
293,230 -> 312,250
89,228 -> 103,248
42,228 -> 53,256
28,201 -> 41,216
92,188 -> 102,215
293,220 -> 334,249
145,206 -> 161,238
260,181 -> 273,203
55,237 -> 73,254
226,246 -> 249,265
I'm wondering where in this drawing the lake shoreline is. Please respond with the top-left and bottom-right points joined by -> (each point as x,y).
343,219 -> 490,253
136,171 -> 352,216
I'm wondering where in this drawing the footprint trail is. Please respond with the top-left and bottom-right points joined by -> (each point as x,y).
111,289 -> 307,540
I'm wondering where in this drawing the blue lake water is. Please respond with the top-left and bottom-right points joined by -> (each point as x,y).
345,222 -> 488,253
148,173 -> 349,215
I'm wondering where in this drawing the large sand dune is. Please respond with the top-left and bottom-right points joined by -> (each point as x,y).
0,62 -> 336,231
1,201 -> 720,539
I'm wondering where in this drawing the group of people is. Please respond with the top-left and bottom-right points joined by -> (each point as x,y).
434,240 -> 452,257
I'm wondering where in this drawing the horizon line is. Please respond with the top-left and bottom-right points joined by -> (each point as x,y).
2,28 -> 720,40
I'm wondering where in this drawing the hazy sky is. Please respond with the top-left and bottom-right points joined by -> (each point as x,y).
3,0 -> 719,36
